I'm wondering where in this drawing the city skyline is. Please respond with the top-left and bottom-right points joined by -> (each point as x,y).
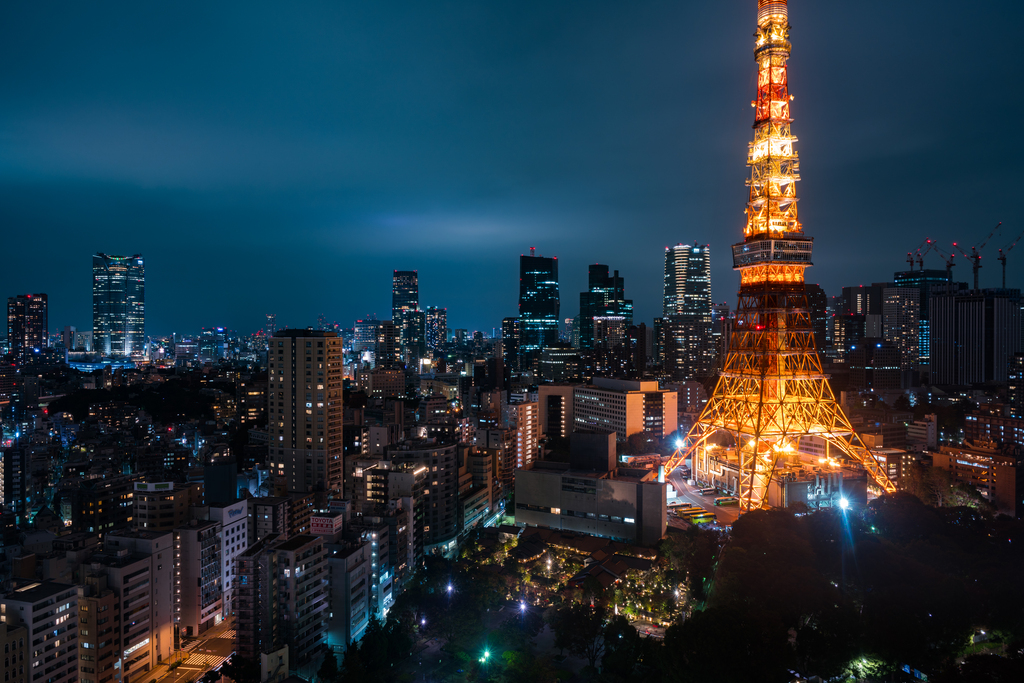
1,1 -> 1021,336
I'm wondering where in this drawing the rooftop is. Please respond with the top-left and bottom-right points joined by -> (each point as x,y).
5,580 -> 77,604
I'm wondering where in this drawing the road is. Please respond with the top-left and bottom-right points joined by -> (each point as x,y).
665,467 -> 741,527
140,619 -> 236,683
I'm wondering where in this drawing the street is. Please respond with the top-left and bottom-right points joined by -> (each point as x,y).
665,466 -> 741,527
139,619 -> 237,683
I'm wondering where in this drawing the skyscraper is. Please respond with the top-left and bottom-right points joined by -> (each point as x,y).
518,249 -> 559,369
662,244 -> 712,379
579,265 -> 633,349
930,287 -> 1022,385
267,329 -> 344,498
893,269 -> 950,364
425,307 -> 448,351
882,286 -> 920,374
501,317 -> 521,372
392,270 -> 420,358
6,293 -> 47,365
93,253 -> 145,357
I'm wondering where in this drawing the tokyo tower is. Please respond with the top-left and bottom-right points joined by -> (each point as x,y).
664,0 -> 896,510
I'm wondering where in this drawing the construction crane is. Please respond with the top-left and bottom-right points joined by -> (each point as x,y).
952,221 -> 1002,290
927,243 -> 957,282
906,238 -> 930,271
997,227 -> 1024,288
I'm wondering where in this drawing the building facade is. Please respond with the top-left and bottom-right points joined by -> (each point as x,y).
573,378 -> 678,442
93,253 -> 145,358
930,287 -> 1021,385
268,330 -> 344,497
6,294 -> 47,366
518,252 -> 560,369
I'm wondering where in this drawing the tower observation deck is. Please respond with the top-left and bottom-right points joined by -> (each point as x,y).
664,0 -> 896,511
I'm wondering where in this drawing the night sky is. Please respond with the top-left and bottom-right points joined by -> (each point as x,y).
1,1 -> 1020,336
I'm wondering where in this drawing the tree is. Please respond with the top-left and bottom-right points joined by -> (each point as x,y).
316,651 -> 339,683
220,655 -> 261,683
602,615 -> 644,678
551,602 -> 608,669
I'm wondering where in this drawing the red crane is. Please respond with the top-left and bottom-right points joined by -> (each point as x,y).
997,228 -> 1024,288
952,222 -> 1002,290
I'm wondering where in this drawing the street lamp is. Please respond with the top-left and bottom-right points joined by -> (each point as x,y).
480,650 -> 490,663
838,497 -> 850,510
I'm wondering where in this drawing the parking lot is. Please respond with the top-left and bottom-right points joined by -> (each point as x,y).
665,467 -> 741,527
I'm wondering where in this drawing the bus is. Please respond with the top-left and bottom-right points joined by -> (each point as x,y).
667,500 -> 693,509
714,496 -> 739,506
698,487 -> 718,496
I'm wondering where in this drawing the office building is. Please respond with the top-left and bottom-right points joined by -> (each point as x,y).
574,378 -> 678,441
501,317 -> 521,372
392,270 -> 421,358
662,244 -> 713,379
6,294 -> 47,366
506,400 -> 540,470
894,269 -> 950,364
70,475 -> 137,534
374,320 -> 399,369
267,330 -> 344,497
518,250 -> 560,369
93,253 -> 145,357
848,339 -> 901,391
265,314 -> 277,341
425,307 -> 447,351
353,317 -> 379,353
1,584 -> 77,683
514,434 -> 666,546
882,286 -> 920,373
930,443 -> 1021,517
930,287 -> 1022,385
805,284 -> 828,352
965,412 -> 1024,451
578,265 -> 633,349
537,385 -> 574,439
234,534 -> 327,667
1010,353 -> 1024,418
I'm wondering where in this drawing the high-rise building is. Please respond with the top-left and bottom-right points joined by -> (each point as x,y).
579,265 -> 633,349
893,269 -> 950,364
663,244 -> 711,317
393,270 -> 420,357
6,294 -> 47,366
930,287 -> 1022,385
353,316 -> 379,352
1010,353 -> 1024,418
80,531 -> 174,683
805,284 -> 828,352
374,319 -> 399,369
662,244 -> 713,379
501,317 -> 521,372
518,250 -> 560,369
882,286 -> 920,375
1,583 -> 78,683
425,307 -> 448,351
93,253 -> 145,357
841,284 -> 883,317
267,330 -> 345,498
574,378 -> 678,442
234,534 -> 328,667
265,313 -> 277,341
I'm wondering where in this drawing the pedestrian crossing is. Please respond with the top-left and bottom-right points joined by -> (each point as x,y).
218,630 -> 237,641
181,653 -> 229,670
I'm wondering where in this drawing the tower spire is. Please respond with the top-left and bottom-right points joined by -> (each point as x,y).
664,0 -> 896,511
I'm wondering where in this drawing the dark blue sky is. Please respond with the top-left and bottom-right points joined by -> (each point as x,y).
1,1 -> 1021,336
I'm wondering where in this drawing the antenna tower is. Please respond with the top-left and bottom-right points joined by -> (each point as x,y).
664,0 -> 895,510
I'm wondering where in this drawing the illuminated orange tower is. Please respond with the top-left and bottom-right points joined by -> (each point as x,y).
664,0 -> 895,510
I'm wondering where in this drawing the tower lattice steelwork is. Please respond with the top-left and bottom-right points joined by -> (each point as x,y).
664,0 -> 895,510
